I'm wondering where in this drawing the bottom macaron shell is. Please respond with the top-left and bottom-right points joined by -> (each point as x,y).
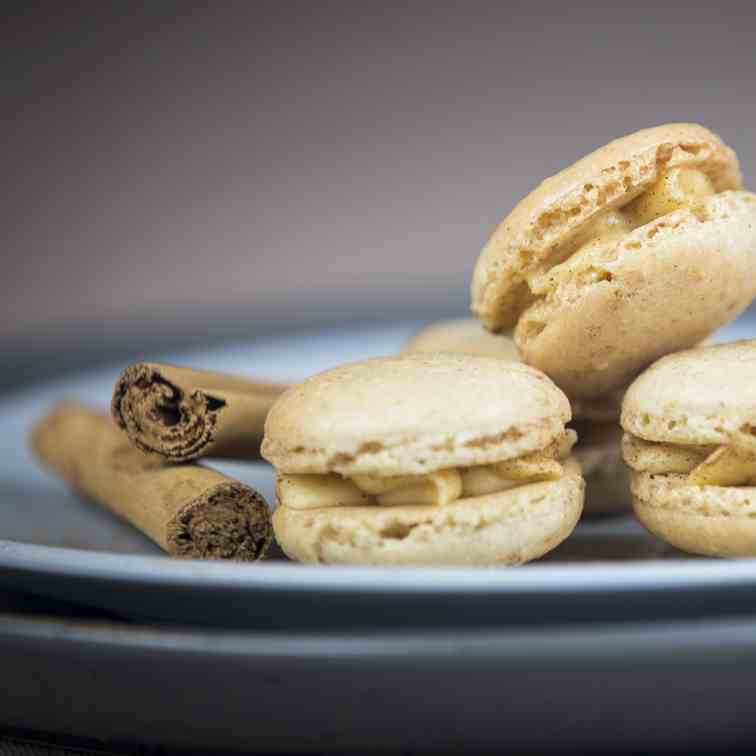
575,443 -> 630,516
272,461 -> 584,566
631,471 -> 756,557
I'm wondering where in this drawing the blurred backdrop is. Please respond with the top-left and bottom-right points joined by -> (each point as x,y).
5,1 -> 756,350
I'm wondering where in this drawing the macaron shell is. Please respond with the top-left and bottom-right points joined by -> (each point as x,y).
472,123 -> 741,331
272,459 -> 584,565
631,470 -> 756,556
402,317 -> 521,360
262,354 -> 570,476
515,191 -> 756,398
622,340 -> 756,446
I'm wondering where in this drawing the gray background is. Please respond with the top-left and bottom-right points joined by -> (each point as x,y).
5,1 -> 756,346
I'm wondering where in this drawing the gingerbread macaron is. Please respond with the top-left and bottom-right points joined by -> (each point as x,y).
262,353 -> 584,565
472,123 -> 756,399
623,340 -> 756,557
404,318 -> 628,516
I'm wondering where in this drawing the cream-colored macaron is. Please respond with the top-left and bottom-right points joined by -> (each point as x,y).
471,123 -> 756,399
403,317 -> 522,361
262,353 -> 584,565
622,340 -> 756,556
403,318 -> 628,515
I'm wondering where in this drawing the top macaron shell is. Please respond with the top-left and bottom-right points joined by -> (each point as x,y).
622,340 -> 756,446
401,318 -> 522,360
471,123 -> 742,331
262,353 -> 571,476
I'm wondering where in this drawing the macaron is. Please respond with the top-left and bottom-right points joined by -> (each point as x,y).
403,318 -> 628,515
622,340 -> 756,557
471,123 -> 756,399
403,317 -> 522,361
262,353 -> 584,565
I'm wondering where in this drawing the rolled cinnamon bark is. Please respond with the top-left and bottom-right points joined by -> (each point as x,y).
112,362 -> 288,462
31,402 -> 273,560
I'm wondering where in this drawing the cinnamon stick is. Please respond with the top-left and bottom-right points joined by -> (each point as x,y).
31,402 -> 273,560
112,362 -> 288,462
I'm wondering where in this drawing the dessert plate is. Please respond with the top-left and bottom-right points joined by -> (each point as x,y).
1,315 -> 755,628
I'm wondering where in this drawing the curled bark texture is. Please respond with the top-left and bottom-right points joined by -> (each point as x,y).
112,362 -> 288,462
31,402 -> 273,560
167,482 -> 273,559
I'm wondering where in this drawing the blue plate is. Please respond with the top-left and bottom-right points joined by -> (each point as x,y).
1,316 -> 755,629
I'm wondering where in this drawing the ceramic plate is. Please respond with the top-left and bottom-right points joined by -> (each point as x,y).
1,316 -> 755,628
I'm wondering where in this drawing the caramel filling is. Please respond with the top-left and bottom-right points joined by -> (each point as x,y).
278,430 -> 576,510
623,434 -> 756,487
527,168 -> 717,300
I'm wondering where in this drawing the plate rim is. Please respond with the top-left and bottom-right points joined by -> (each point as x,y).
3,537 -> 756,594
6,608 -> 756,652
